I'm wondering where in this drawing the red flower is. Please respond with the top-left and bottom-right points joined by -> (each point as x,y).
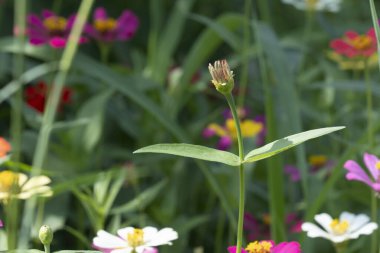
330,28 -> 377,58
25,81 -> 72,113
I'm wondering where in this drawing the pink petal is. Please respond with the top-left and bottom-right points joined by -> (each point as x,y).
227,246 -> 247,253
42,9 -> 55,19
363,153 -> 379,180
94,7 -> 108,20
345,31 -> 359,39
272,242 -> 301,253
49,37 -> 67,48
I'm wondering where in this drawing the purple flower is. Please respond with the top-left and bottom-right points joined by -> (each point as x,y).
0,220 -> 3,228
344,153 -> 380,192
27,10 -> 88,48
86,7 -> 139,42
284,165 -> 301,182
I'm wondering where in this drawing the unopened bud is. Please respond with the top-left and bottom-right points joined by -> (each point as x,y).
208,59 -> 234,95
39,225 -> 53,245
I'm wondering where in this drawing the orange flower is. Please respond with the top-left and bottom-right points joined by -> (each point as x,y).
0,138 -> 11,158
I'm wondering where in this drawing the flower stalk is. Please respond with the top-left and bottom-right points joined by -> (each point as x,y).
209,59 -> 245,252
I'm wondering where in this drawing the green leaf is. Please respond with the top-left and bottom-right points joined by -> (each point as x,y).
243,126 -> 345,163
134,143 -> 240,166
111,180 -> 167,215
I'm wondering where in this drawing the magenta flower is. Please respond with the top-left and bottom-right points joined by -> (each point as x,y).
228,241 -> 301,253
284,165 -> 301,182
344,153 -> 380,192
86,7 -> 139,42
27,10 -> 87,48
0,220 -> 3,228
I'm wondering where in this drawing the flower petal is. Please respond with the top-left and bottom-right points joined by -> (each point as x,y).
301,222 -> 332,240
145,228 -> 178,247
93,230 -> 127,249
348,222 -> 378,239
363,153 -> 379,180
314,213 -> 333,233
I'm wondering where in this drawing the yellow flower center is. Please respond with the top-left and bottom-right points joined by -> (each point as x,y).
127,229 -> 144,248
262,214 -> 271,225
94,18 -> 117,33
330,219 -> 349,235
245,241 -> 272,253
0,170 -> 19,192
43,16 -> 67,32
375,161 -> 380,171
351,35 -> 373,51
308,155 -> 327,167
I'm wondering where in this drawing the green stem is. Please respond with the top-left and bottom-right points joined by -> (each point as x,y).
368,0 -> 380,73
44,244 -> 50,253
225,93 -> 245,252
372,191 -> 378,253
364,62 -> 373,147
18,0 -> 95,248
11,0 -> 26,163
237,0 -> 251,108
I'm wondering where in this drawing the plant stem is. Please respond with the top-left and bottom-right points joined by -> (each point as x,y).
11,0 -> 26,163
237,0 -> 252,108
364,63 -> 373,147
225,93 -> 245,252
44,244 -> 50,253
371,191 -> 378,253
18,0 -> 95,248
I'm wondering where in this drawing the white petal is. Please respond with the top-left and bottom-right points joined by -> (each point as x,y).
22,176 -> 51,191
18,186 -> 52,199
314,213 -> 333,233
348,223 -> 378,239
145,228 -> 178,247
302,222 -> 332,240
111,248 -> 133,253
18,173 -> 28,186
339,212 -> 356,225
93,230 -> 127,249
348,214 -> 370,232
142,227 -> 159,242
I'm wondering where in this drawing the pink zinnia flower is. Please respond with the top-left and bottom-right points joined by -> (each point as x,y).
344,153 -> 380,192
86,7 -> 139,42
330,28 -> 377,58
228,240 -> 301,253
0,220 -> 3,227
27,9 -> 88,48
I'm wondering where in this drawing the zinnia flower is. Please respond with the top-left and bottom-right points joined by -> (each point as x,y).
281,0 -> 342,12
228,240 -> 301,253
0,170 -> 52,201
27,9 -> 88,48
25,81 -> 72,113
301,212 -> 378,243
0,220 -> 3,227
85,7 -> 139,42
329,28 -> 378,70
93,226 -> 178,253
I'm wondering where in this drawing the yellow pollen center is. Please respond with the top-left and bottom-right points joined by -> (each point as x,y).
0,170 -> 19,192
351,35 -> 372,50
330,219 -> 349,235
127,229 -> 144,248
43,16 -> 67,32
375,161 -> 380,171
245,241 -> 272,253
94,18 -> 117,32
308,155 -> 327,167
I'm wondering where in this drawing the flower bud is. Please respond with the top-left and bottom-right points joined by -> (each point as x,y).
208,59 -> 234,95
39,225 -> 53,245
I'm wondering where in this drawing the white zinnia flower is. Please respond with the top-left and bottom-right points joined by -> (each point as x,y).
0,170 -> 52,201
93,226 -> 178,253
281,0 -> 342,12
302,212 -> 378,243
